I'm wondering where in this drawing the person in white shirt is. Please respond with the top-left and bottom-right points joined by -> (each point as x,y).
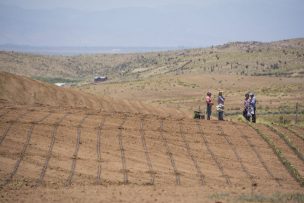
249,93 -> 256,123
217,91 -> 225,120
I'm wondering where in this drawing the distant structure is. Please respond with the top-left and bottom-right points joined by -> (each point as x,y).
94,76 -> 107,83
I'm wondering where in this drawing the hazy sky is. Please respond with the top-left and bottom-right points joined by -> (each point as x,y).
1,0 -> 304,47
2,0 -> 221,10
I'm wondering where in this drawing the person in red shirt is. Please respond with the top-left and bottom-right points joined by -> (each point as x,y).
205,92 -> 213,120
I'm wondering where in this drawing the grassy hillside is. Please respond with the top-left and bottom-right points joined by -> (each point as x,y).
0,38 -> 304,82
79,73 -> 304,123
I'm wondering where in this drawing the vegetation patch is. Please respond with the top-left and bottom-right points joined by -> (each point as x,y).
285,126 -> 304,141
32,76 -> 81,84
246,122 -> 304,187
237,192 -> 304,203
208,192 -> 230,201
267,124 -> 304,161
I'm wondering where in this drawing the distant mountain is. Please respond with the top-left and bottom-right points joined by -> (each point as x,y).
0,44 -> 181,55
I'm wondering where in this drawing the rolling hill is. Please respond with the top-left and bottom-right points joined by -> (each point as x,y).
0,38 -> 304,83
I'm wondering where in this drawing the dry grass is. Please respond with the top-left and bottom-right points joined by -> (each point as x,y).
0,39 -> 304,82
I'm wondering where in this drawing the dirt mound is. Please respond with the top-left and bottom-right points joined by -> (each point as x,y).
0,71 -> 103,109
0,71 -> 185,118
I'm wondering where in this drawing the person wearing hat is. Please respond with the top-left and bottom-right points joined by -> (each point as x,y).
249,92 -> 256,123
205,91 -> 213,120
243,92 -> 250,121
216,91 -> 225,120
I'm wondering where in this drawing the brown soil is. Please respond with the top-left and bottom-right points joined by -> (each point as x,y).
290,126 -> 304,136
0,72 -> 303,202
274,125 -> 304,155
256,124 -> 304,177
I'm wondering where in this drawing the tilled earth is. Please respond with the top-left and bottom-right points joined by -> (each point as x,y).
0,103 -> 303,202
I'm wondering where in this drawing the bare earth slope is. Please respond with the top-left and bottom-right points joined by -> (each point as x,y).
0,72 -> 303,202
0,71 -> 103,109
0,71 -> 182,117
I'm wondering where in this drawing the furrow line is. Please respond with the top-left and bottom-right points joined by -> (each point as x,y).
0,113 -> 51,187
65,115 -> 89,187
267,125 -> 304,162
195,120 -> 231,185
159,119 -> 180,185
117,115 -> 128,184
96,116 -> 107,185
36,113 -> 69,185
0,111 -> 29,146
292,125 -> 304,131
217,125 -> 255,185
179,121 -> 205,185
140,117 -> 155,185
247,123 -> 304,187
283,126 -> 304,141
233,123 -> 281,186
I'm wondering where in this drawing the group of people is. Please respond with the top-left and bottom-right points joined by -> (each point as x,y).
205,91 -> 225,121
204,91 -> 256,122
243,92 -> 256,123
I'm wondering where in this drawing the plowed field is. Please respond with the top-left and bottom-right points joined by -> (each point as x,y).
0,103 -> 303,202
0,72 -> 303,202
